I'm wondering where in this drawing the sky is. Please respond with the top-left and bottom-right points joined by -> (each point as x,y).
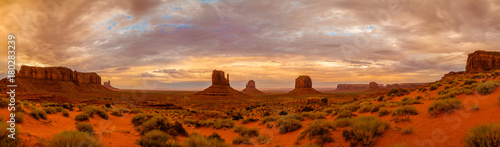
1,0 -> 500,91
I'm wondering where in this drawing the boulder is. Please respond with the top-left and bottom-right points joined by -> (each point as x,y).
466,50 -> 500,73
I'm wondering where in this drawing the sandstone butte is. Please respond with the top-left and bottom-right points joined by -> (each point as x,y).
241,80 -> 265,95
193,70 -> 249,98
103,80 -> 119,90
466,50 -> 500,73
0,65 -> 108,93
288,75 -> 321,95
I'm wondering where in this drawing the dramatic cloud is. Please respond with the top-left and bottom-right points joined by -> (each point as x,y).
1,0 -> 499,90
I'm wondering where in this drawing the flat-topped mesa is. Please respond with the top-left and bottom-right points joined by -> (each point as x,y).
242,80 -> 265,95
18,65 -> 101,84
212,70 -> 230,86
368,82 -> 379,89
288,75 -> 321,95
466,50 -> 500,73
194,70 -> 249,98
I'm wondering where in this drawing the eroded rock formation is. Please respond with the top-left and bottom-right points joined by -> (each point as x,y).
288,75 -> 321,95
368,82 -> 379,89
241,80 -> 265,95
466,50 -> 500,73
194,70 -> 249,98
336,84 -> 370,91
103,80 -> 119,90
18,65 -> 101,84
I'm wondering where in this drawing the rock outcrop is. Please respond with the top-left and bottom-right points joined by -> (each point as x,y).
0,66 -> 108,94
466,50 -> 500,73
288,75 -> 321,95
368,82 -> 379,89
18,65 -> 101,84
194,70 -> 249,98
241,80 -> 265,95
103,80 -> 119,90
336,84 -> 370,91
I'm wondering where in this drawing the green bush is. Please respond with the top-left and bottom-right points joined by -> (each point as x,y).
76,122 -> 94,134
387,88 -> 410,97
371,103 -> 386,113
30,108 -> 48,120
465,123 -> 500,147
358,105 -> 373,113
207,132 -> 225,142
428,98 -> 462,115
55,106 -> 64,112
430,83 -> 439,91
378,108 -> 391,116
333,118 -> 352,128
111,108 -> 125,117
260,116 -> 278,124
301,112 -> 327,119
297,119 -> 335,144
241,117 -> 259,124
464,79 -> 478,85
283,113 -> 304,121
344,116 -> 389,146
276,118 -> 302,134
0,121 -> 22,146
232,135 -> 252,145
475,81 -> 500,95
233,125 -> 259,137
62,109 -> 70,117
136,130 -> 180,147
391,105 -> 418,116
43,107 -> 58,114
136,116 -> 187,137
48,131 -> 101,147
95,108 -> 109,120
336,110 -> 353,120
75,113 -> 90,122
83,106 -> 99,117
183,132 -> 230,147
131,113 -> 158,126
197,119 -> 235,129
399,98 -> 422,105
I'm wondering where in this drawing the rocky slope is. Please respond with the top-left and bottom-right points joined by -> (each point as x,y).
466,50 -> 500,73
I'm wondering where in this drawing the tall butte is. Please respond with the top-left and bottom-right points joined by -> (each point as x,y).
241,80 -> 265,95
193,70 -> 249,98
288,75 -> 321,95
466,50 -> 500,73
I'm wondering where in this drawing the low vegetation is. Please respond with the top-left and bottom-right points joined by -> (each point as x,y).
387,88 -> 410,97
136,130 -> 180,147
0,121 -> 21,147
48,131 -> 101,147
475,81 -> 500,95
465,123 -> 500,147
76,122 -> 94,135
391,105 -> 418,116
428,98 -> 462,115
30,108 -> 48,120
378,108 -> 391,116
333,118 -> 353,128
297,119 -> 335,144
276,116 -> 303,134
343,116 -> 389,146
75,113 -> 90,121
184,132 -> 230,147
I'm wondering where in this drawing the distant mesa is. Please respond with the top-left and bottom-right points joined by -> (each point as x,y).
288,75 -> 321,95
466,50 -> 500,73
193,70 -> 249,98
103,80 -> 119,90
336,82 -> 426,91
0,65 -> 108,94
241,80 -> 265,95
368,82 -> 379,89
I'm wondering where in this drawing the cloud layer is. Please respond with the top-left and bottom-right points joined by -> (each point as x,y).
1,0 -> 499,90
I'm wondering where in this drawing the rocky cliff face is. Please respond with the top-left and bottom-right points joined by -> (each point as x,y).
288,75 -> 320,95
466,50 -> 500,73
242,80 -> 265,95
103,80 -> 119,90
18,65 -> 101,84
194,70 -> 249,98
212,70 -> 230,86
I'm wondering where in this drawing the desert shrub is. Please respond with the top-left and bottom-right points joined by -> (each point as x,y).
43,107 -> 57,114
197,119 -> 235,129
465,123 -> 500,147
131,113 -> 159,126
232,135 -> 252,145
184,132 -> 230,147
387,88 -> 410,97
301,112 -> 327,120
475,81 -> 500,95
82,106 -> 100,117
371,103 -> 386,113
62,109 -> 70,117
241,117 -> 259,124
76,122 -> 94,134
233,125 -> 259,137
335,102 -> 360,113
136,130 -> 180,147
62,103 -> 74,111
428,98 -> 462,115
130,108 -> 143,114
464,79 -> 478,85
344,116 -> 389,146
260,116 -> 278,124
207,132 -> 225,142
231,113 -> 244,121
297,119 -> 335,144
30,108 -> 48,120
378,108 -> 391,116
54,106 -> 64,112
302,106 -> 315,112
278,110 -> 288,115
377,96 -> 385,102
284,113 -> 304,121
391,105 -> 418,116
95,108 -> 109,120
14,112 -> 24,123
0,98 -> 10,108
48,131 -> 101,147
0,121 -> 22,147
256,133 -> 271,144
430,83 -> 439,91
136,116 -> 188,136
336,110 -> 353,120
399,98 -> 422,105
400,125 -> 413,135
276,118 -> 302,134
358,105 -> 373,113
75,113 -> 90,122
321,98 -> 328,103
111,108 -> 125,117
333,118 -> 352,128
